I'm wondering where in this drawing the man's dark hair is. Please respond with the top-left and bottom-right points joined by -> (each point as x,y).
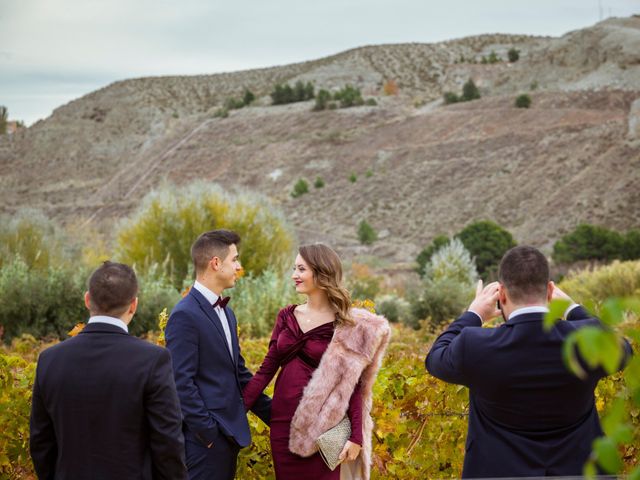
87,261 -> 138,317
191,229 -> 241,275
498,246 -> 549,303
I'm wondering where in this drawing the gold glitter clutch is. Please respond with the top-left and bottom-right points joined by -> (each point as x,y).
316,416 -> 351,471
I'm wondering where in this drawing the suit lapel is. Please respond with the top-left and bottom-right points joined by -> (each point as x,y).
189,289 -> 235,366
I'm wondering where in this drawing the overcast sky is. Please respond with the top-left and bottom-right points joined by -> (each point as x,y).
1,0 -> 638,125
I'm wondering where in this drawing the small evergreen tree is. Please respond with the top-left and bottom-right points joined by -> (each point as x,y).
349,173 -> 357,183
314,177 -> 325,188
487,51 -> 500,64
357,220 -> 378,245
291,179 -> 309,198
313,89 -> 331,111
552,224 -> 625,264
508,48 -> 520,62
515,94 -> 532,108
462,79 -> 481,101
0,106 -> 7,134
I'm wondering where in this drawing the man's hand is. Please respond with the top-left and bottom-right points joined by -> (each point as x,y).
550,282 -> 574,303
338,440 -> 361,462
467,280 -> 501,323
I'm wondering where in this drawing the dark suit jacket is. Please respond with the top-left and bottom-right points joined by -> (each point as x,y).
426,306 -> 633,478
165,288 -> 271,449
30,322 -> 187,480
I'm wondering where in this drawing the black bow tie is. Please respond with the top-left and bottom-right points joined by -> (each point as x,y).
213,296 -> 230,309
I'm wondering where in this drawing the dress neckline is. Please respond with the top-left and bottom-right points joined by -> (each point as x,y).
288,304 -> 335,335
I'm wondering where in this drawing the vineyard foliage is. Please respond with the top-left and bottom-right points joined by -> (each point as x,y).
1,261 -> 639,478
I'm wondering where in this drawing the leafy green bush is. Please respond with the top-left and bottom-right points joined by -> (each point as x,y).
271,81 -> 314,105
213,107 -> 229,118
508,48 -> 520,62
416,234 -> 450,277
515,94 -> 532,108
232,269 -> 301,338
334,85 -> 364,108
0,257 -> 87,342
443,92 -> 460,104
358,220 -> 378,245
462,79 -> 481,101
411,239 -> 478,327
243,89 -> 256,106
0,209 -> 76,270
349,173 -> 357,183
559,260 -> 640,305
132,265 -> 182,336
456,220 -> 516,279
115,183 -> 294,289
313,89 -> 332,111
375,294 -> 411,324
291,179 -> 309,198
623,229 -> 640,260
314,177 -> 325,189
552,224 -> 625,264
487,51 -> 500,64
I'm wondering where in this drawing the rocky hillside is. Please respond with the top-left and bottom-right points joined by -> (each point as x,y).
1,16 -> 639,262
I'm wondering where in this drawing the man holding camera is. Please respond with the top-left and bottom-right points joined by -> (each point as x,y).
426,245 -> 632,478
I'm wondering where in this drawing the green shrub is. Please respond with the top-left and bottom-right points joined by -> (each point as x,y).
515,94 -> 532,108
553,224 -> 625,264
443,92 -> 460,104
0,209 -> 75,270
365,169 -> 373,178
231,269 -> 301,337
416,234 -> 450,277
224,97 -> 245,110
508,48 -> 520,62
334,85 -> 364,108
462,79 -> 481,101
213,107 -> 229,118
349,173 -> 357,183
313,89 -> 332,111
314,177 -> 325,189
115,183 -> 294,289
291,179 -> 309,198
0,258 -> 87,342
243,89 -> 256,106
559,260 -> 640,304
375,294 -> 411,324
424,238 -> 479,286
487,51 -> 500,64
357,220 -> 378,245
365,98 -> 378,106
623,229 -> 640,260
132,265 -> 182,337
456,220 -> 516,279
271,81 -> 314,105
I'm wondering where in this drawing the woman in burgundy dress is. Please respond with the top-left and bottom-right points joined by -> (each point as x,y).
243,244 -> 390,480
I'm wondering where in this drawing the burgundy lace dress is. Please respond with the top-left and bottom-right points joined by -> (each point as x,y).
243,305 -> 363,479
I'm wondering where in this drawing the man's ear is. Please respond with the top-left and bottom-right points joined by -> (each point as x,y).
84,291 -> 91,311
546,281 -> 554,303
209,256 -> 221,272
129,297 -> 138,315
498,284 -> 508,305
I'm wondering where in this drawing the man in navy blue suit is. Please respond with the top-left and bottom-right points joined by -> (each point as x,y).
30,261 -> 187,480
166,230 -> 271,480
426,245 -> 632,478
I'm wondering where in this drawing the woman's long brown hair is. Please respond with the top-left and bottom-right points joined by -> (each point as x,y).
298,244 -> 354,326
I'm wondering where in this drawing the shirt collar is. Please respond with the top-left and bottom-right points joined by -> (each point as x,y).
193,280 -> 220,306
88,315 -> 129,333
508,305 -> 549,321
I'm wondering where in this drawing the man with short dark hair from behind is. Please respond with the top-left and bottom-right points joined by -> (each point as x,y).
30,261 -> 187,480
426,245 -> 633,478
165,229 -> 271,480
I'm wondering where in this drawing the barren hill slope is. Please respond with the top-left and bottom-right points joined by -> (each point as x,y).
1,17 -> 639,262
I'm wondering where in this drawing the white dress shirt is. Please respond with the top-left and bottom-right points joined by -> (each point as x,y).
193,280 -> 234,358
88,315 -> 128,333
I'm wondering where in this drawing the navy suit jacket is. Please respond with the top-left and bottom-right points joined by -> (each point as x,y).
30,322 -> 187,480
165,288 -> 271,449
426,306 -> 633,478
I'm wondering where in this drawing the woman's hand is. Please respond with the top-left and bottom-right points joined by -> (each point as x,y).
338,440 -> 361,462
